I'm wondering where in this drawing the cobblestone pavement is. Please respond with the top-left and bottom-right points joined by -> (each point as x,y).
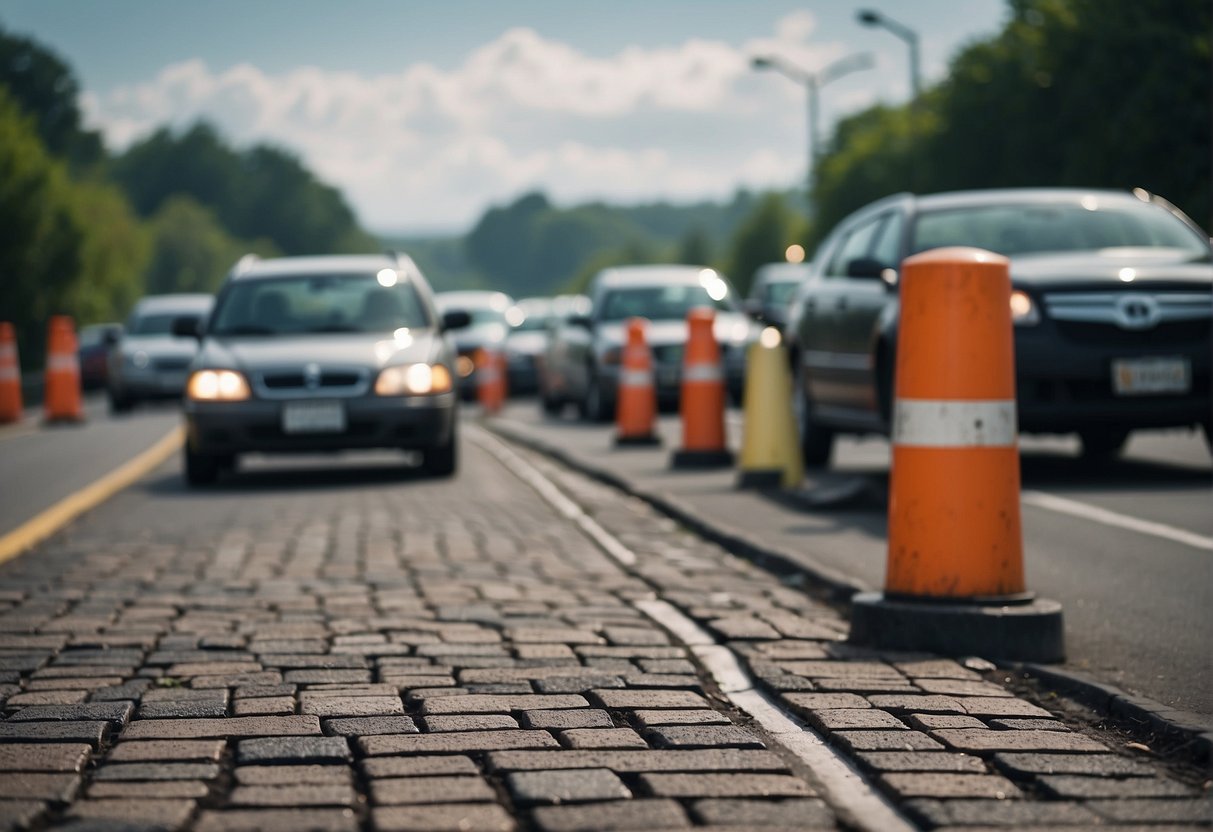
0,427 -> 1209,831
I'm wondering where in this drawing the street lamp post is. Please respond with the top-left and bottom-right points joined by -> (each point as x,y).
857,8 -> 921,100
751,52 -> 874,197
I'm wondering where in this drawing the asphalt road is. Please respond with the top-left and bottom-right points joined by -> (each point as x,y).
493,399 -> 1213,719
0,398 -> 181,537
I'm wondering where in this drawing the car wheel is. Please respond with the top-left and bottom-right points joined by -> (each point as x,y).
108,389 -> 133,414
581,366 -> 612,424
183,445 -> 219,486
1078,428 -> 1129,463
541,390 -> 563,416
792,353 -> 835,468
422,424 -> 458,477
1203,420 -> 1212,453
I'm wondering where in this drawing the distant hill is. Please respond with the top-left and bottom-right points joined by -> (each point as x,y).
381,189 -> 803,297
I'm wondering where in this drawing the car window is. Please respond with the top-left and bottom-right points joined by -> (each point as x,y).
871,211 -> 905,268
127,313 -> 183,336
764,281 -> 799,305
826,216 -> 885,276
210,273 -> 430,336
598,284 -> 734,322
910,201 -> 1210,258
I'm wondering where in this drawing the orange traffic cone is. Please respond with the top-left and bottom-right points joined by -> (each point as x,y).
849,248 -> 1063,662
476,346 -> 506,415
43,316 -> 85,424
670,308 -> 733,468
614,317 -> 660,447
0,322 -> 22,424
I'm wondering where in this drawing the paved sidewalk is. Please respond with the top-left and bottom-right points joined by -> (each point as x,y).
0,427 -> 1208,830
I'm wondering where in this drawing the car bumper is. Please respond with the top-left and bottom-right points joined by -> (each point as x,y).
1014,328 -> 1211,433
111,368 -> 190,399
184,392 -> 457,454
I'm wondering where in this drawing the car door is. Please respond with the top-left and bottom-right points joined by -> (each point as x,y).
834,210 -> 904,414
802,214 -> 885,416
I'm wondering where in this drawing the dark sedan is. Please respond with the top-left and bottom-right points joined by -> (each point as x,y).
786,188 -> 1212,465
178,253 -> 467,484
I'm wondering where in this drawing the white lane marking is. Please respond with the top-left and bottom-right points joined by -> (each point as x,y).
893,398 -> 1017,447
470,424 -> 915,832
1022,490 -> 1213,552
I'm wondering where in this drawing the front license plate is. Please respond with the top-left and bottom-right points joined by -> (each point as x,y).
1112,357 -> 1191,396
282,400 -> 346,434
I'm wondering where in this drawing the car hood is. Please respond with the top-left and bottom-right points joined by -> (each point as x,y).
197,331 -> 443,371
506,331 -> 548,356
1010,250 -> 1213,289
119,335 -> 198,359
593,314 -> 752,348
451,323 -> 509,351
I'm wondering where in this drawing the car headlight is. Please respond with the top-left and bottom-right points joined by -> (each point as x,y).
375,363 -> 453,396
128,351 -> 149,369
187,370 -> 250,401
1010,290 -> 1040,326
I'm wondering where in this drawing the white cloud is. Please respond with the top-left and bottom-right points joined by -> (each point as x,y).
81,12 -> 874,231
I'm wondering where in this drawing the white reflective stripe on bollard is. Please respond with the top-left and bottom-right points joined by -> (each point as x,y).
46,355 -> 80,372
619,369 -> 654,387
892,399 -> 1017,448
683,363 -> 723,383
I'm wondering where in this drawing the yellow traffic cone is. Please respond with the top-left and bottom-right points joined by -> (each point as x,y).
737,327 -> 803,489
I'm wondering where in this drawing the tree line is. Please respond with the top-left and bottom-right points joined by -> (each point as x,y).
0,23 -> 376,369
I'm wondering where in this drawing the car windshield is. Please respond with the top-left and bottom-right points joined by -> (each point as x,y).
911,201 -> 1210,259
462,307 -> 507,327
598,284 -> 735,322
127,313 -> 184,336
512,312 -> 550,332
764,281 -> 799,304
209,273 -> 430,336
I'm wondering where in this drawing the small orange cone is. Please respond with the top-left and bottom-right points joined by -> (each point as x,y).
670,308 -> 733,468
43,316 -> 84,423
614,317 -> 660,447
0,322 -> 22,424
476,346 -> 506,415
849,248 -> 1063,662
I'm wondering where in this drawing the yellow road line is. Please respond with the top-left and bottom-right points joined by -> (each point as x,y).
0,424 -> 185,565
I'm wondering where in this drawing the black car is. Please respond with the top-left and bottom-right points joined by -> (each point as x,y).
178,253 -> 468,484
744,263 -> 810,332
786,188 -> 1212,465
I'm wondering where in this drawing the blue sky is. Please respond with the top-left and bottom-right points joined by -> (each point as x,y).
2,1 -> 1008,232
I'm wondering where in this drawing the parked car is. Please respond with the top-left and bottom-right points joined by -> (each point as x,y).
745,263 -> 809,332
537,294 -> 592,414
785,188 -> 1213,466
108,295 -> 213,412
78,322 -> 122,390
504,297 -> 555,394
547,265 -> 752,421
434,291 -> 514,398
178,253 -> 469,484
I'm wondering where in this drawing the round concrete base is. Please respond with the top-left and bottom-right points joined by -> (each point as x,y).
670,449 -> 735,469
849,591 -> 1065,663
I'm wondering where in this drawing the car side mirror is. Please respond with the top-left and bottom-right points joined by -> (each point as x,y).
441,310 -> 472,331
743,298 -> 764,319
171,316 -> 202,339
102,328 -> 121,346
568,314 -> 592,329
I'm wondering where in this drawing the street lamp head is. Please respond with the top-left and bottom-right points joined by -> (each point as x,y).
857,9 -> 883,26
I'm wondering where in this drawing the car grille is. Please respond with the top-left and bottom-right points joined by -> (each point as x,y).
651,344 -> 683,365
253,367 -> 370,398
152,357 -> 192,372
1044,291 -> 1211,345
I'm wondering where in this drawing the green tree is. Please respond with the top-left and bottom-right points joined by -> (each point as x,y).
563,239 -> 668,294
144,196 -> 277,294
726,193 -> 797,295
0,23 -> 103,168
677,226 -> 714,266
0,87 -> 82,367
62,178 -> 149,325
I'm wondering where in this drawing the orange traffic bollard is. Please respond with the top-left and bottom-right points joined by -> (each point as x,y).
849,248 -> 1062,662
43,316 -> 85,424
614,317 -> 660,447
670,308 -> 733,468
476,346 -> 506,415
0,322 -> 22,424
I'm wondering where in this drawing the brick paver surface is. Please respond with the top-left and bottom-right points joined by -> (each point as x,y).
0,432 -> 1206,830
